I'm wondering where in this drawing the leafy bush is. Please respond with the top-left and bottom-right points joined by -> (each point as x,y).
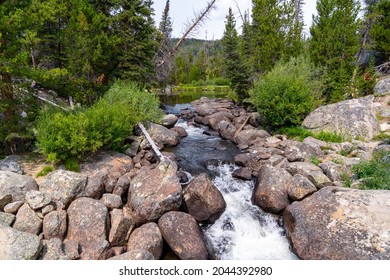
36,80 -> 162,162
64,158 -> 80,172
248,56 -> 323,128
352,151 -> 390,190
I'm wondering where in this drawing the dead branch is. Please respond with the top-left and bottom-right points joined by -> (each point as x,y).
156,0 -> 217,69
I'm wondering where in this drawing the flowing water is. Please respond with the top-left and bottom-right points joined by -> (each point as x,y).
161,94 -> 297,260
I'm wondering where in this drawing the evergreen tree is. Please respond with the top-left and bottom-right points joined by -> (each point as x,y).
370,0 -> 390,59
222,8 -> 251,103
310,0 -> 360,102
284,0 -> 305,58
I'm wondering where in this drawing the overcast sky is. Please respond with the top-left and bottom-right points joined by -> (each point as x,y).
152,0 -> 318,39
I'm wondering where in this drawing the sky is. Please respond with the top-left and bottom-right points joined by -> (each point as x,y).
152,0 -> 318,40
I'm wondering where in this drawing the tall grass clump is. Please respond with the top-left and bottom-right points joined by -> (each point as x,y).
36,80 -> 162,162
248,56 -> 323,128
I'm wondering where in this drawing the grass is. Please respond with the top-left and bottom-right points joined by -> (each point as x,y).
351,151 -> 390,190
64,158 -> 80,173
373,132 -> 390,142
341,172 -> 352,188
278,126 -> 344,143
310,156 -> 321,166
36,166 -> 55,177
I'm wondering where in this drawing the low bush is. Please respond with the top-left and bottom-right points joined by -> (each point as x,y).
248,56 -> 323,128
36,80 -> 162,162
352,151 -> 390,190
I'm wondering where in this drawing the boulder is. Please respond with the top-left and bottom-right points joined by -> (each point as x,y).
125,137 -> 142,157
319,162 -> 344,182
234,129 -> 270,147
127,163 -> 182,224
127,222 -> 163,260
41,205 -> 55,216
39,238 -> 68,260
302,137 -> 328,149
302,96 -> 380,141
158,211 -> 209,260
108,249 -> 154,260
143,123 -> 179,148
0,171 -> 38,201
25,190 -> 51,210
39,170 -> 88,210
3,201 -> 24,214
0,224 -> 42,260
232,168 -> 252,180
13,203 -> 42,235
100,193 -> 122,210
0,156 -> 24,174
207,112 -> 234,131
63,240 -> 80,260
112,175 -> 130,197
182,173 -> 226,223
374,76 -> 390,96
43,210 -> 67,240
162,114 -> 179,128
170,126 -> 188,138
218,120 -> 237,141
0,212 -> 15,226
253,166 -> 292,214
77,172 -> 106,199
288,175 -> 317,201
284,140 -> 323,162
108,209 -> 134,247
0,194 -> 12,211
66,197 -> 109,260
284,187 -> 390,259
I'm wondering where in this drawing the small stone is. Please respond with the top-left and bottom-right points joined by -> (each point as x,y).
13,203 -> 43,235
41,204 -> 55,216
288,175 -> 317,201
127,222 -> 163,260
26,190 -> 51,210
109,209 -> 134,247
308,171 -> 333,189
0,212 -> 15,226
43,210 -> 67,240
0,194 -> 12,211
3,201 -> 24,214
39,238 -> 68,260
108,250 -> 154,260
232,168 -> 252,180
101,194 -> 123,210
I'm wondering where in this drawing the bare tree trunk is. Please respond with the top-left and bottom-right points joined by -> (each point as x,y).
156,0 -> 217,69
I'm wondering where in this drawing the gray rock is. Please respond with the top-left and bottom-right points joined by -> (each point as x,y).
286,162 -> 322,176
374,76 -> 390,96
284,187 -> 390,259
39,170 -> 88,209
77,172 -> 106,199
284,140 -> 323,162
109,209 -> 134,247
303,137 -> 328,149
0,212 -> 15,226
101,193 -> 123,210
319,162 -> 344,182
0,224 -> 42,260
288,175 -> 317,201
0,171 -> 38,201
112,175 -> 130,197
308,171 -> 333,189
0,156 -> 24,174
302,96 -> 380,141
266,154 -> 289,168
41,204 -> 55,216
127,222 -> 163,260
253,166 -> 292,214
142,123 -> 179,148
66,197 -> 109,260
13,203 -> 42,235
127,163 -> 182,225
39,238 -> 68,260
3,201 -> 24,214
125,137 -> 142,157
26,190 -> 51,210
43,210 -> 67,240
207,111 -> 234,131
232,167 -> 252,180
158,211 -> 209,260
162,114 -> 179,128
170,126 -> 188,138
108,249 -> 154,260
0,194 -> 12,211
218,120 -> 237,141
234,129 -> 270,147
182,173 -> 226,223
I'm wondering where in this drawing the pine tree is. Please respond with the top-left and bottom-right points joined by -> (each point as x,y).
370,0 -> 390,59
284,0 -> 305,58
222,8 -> 251,103
310,0 -> 360,102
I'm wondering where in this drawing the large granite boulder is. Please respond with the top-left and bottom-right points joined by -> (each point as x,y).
182,173 -> 226,223
0,171 -> 38,201
39,170 -> 88,209
108,208 -> 134,247
0,224 -> 42,259
253,166 -> 292,214
284,140 -> 323,162
127,163 -> 182,225
0,156 -> 24,174
66,197 -> 109,260
284,187 -> 390,259
158,211 -> 209,260
127,222 -> 163,260
302,96 -> 380,141
162,114 -> 179,128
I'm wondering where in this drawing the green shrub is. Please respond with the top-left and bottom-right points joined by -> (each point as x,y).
352,151 -> 390,190
248,56 -> 323,128
36,80 -> 162,162
64,158 -> 80,172
36,166 -> 55,177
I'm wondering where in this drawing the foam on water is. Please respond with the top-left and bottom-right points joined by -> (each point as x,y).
204,164 -> 298,260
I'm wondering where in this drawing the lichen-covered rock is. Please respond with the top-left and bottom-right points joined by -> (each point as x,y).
26,190 -> 51,210
284,187 -> 390,259
218,120 -> 237,141
302,96 -> 380,141
162,114 -> 179,128
43,210 -> 67,240
127,222 -> 163,260
0,224 -> 42,260
108,209 -> 134,247
234,129 -> 270,147
13,203 -> 42,235
3,201 -> 24,214
0,156 -> 24,174
288,175 -> 317,201
108,249 -> 154,260
284,140 -> 323,162
182,173 -> 226,223
77,172 -> 106,199
39,170 -> 88,209
0,171 -> 38,201
39,238 -> 68,260
0,212 -> 15,226
0,194 -> 12,211
158,211 -> 209,260
374,76 -> 390,96
127,163 -> 182,224
253,166 -> 292,214
142,123 -> 179,148
66,197 -> 109,260
100,193 -> 123,210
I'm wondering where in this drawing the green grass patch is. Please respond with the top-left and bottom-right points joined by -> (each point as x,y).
278,126 -> 344,143
340,172 -> 352,188
373,132 -> 390,142
36,166 -> 55,177
310,156 -> 321,166
315,131 -> 343,143
351,151 -> 390,190
64,158 -> 80,173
